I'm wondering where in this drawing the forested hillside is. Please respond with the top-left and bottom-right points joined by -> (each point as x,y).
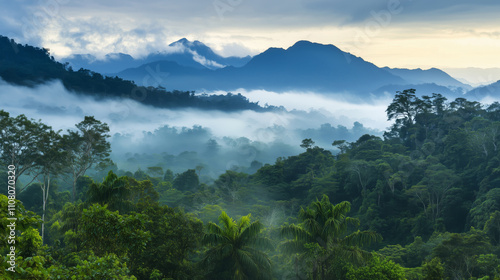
0,36 -> 270,112
2,89 -> 500,279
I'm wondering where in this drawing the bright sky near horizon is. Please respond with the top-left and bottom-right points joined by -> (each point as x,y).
2,0 -> 500,70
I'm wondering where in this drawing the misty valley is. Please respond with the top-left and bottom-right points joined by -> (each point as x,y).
2,35 -> 500,280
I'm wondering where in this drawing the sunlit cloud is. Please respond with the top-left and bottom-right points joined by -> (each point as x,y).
1,0 -> 499,69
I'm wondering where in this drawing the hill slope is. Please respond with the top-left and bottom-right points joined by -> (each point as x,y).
0,35 -> 267,112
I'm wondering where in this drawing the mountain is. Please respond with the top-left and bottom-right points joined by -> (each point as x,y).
65,53 -> 138,74
382,67 -> 471,90
373,83 -> 465,98
3,34 -> 475,100
0,35 -> 268,112
64,38 -> 252,74
443,67 -> 500,87
116,40 -> 409,95
466,80 -> 500,100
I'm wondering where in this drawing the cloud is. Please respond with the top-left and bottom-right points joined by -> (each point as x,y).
189,50 -> 225,69
0,79 -> 391,174
213,89 -> 393,131
4,0 -> 500,65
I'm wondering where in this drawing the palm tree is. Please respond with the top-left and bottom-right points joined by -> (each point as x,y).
281,195 -> 382,280
202,211 -> 274,280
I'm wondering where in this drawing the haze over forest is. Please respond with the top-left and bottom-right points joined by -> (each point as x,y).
2,1 -> 500,279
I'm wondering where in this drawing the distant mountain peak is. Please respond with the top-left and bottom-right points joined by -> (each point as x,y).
170,38 -> 206,48
171,38 -> 190,45
288,40 -> 343,53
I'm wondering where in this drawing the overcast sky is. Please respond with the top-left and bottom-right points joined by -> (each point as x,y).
2,0 -> 500,69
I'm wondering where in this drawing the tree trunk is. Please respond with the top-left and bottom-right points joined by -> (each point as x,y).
41,175 -> 50,245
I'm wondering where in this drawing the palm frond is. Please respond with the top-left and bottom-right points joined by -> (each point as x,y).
280,224 -> 312,242
332,201 -> 351,217
244,247 -> 272,271
332,247 -> 373,266
239,221 -> 263,243
341,230 -> 382,247
302,218 -> 322,236
202,245 -> 232,265
280,240 -> 306,254
219,211 -> 236,237
234,249 -> 259,278
206,221 -> 224,235
237,214 -> 252,230
202,232 -> 228,246
247,236 -> 275,251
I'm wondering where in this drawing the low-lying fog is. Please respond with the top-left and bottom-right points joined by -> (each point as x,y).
1,79 -> 393,178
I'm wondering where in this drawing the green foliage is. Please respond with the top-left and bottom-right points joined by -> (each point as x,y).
63,115 -> 112,200
47,253 -> 137,279
3,89 -> 500,279
484,211 -> 500,245
280,195 -> 382,279
300,138 -> 315,149
346,254 -> 406,280
131,203 -> 203,280
87,171 -> 159,214
78,204 -> 150,257
202,211 -> 274,280
422,257 -> 444,280
471,189 -> 500,229
18,227 -> 43,258
0,195 -> 41,249
173,169 -> 200,192
432,228 -> 492,279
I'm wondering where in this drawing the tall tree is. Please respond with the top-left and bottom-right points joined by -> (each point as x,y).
32,129 -> 66,244
301,138 -> 316,149
280,195 -> 382,280
0,110 -> 53,186
202,211 -> 274,280
62,116 -> 111,200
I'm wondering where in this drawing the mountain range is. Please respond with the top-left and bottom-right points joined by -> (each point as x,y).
4,35 -> 499,100
66,38 -> 251,74
66,39 -> 477,97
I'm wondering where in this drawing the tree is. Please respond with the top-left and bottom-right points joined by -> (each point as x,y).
332,140 -> 348,154
202,211 -> 274,280
87,171 -> 159,214
280,195 -> 382,280
62,116 -> 111,200
432,228 -> 492,279
48,253 -> 137,280
146,166 -> 163,178
386,89 -> 419,126
78,204 -> 149,257
301,138 -> 315,149
345,254 -> 406,280
420,164 -> 459,221
470,188 -> 500,229
484,211 -> 500,245
0,195 -> 41,250
32,129 -> 66,244
0,110 -> 53,186
173,169 -> 199,192
87,171 -> 131,213
163,169 -> 174,182
130,204 -> 203,279
422,257 -> 444,280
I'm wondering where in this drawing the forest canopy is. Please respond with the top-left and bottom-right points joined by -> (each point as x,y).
2,90 -> 500,279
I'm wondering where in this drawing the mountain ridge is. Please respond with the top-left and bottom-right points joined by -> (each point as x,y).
64,38 -> 252,74
114,40 -> 469,97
